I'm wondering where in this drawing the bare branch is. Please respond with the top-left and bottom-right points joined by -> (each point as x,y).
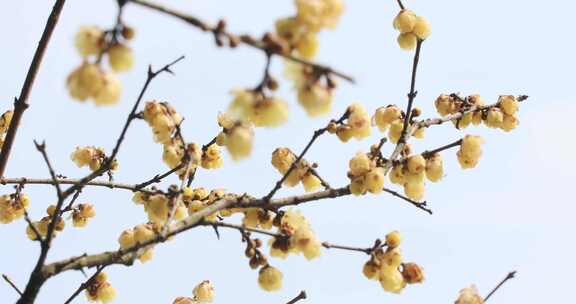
484,271 -> 517,302
2,274 -> 23,296
286,290 -> 307,304
126,0 -> 355,83
0,0 -> 67,178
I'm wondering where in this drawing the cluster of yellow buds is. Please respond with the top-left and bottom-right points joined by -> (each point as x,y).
70,146 -> 118,172
274,0 -> 344,60
143,101 -> 184,144
393,10 -> 431,50
435,94 -> 521,132
67,24 -> 136,105
142,101 -> 207,177
183,187 -> 231,221
328,103 -> 371,142
390,154 -> 427,201
72,203 -> 96,227
26,205 -> 65,240
117,223 -> 160,263
216,113 -> 255,161
228,89 -> 289,128
242,208 -> 275,230
347,152 -> 385,195
373,105 -> 426,143
0,193 -> 29,224
457,135 -> 484,169
285,62 -> 335,117
271,147 -> 322,192
269,209 -> 322,261
173,280 -> 215,304
0,110 -> 13,149
133,192 -> 188,224
454,285 -> 484,304
85,272 -> 116,303
362,231 -> 424,293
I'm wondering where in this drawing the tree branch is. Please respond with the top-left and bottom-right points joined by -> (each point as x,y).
0,0 -> 67,178
286,290 -> 307,304
62,266 -> 106,304
126,0 -> 354,83
484,271 -> 516,302
2,274 -> 23,296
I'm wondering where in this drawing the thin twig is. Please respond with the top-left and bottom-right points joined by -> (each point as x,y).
382,188 -> 432,214
0,0 -> 67,178
484,271 -> 516,302
396,0 -> 406,10
134,161 -> 186,190
286,290 -> 307,304
321,242 -> 372,254
127,0 -> 354,83
33,141 -> 63,200
63,266 -> 106,304
2,274 -> 23,296
0,177 -> 156,194
399,39 -> 423,144
421,139 -> 463,158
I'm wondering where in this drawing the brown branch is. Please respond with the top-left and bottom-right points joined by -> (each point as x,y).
286,290 -> 307,304
63,266 -> 106,304
382,188 -> 432,214
0,177 -> 156,194
134,162 -> 186,190
396,0 -> 406,10
484,271 -> 516,302
33,141 -> 62,200
421,139 -> 463,158
399,39 -> 424,144
321,242 -> 372,254
126,0 -> 354,83
263,110 -> 349,202
2,274 -> 23,296
0,0 -> 66,178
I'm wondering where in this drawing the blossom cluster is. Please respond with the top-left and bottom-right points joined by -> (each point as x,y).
393,10 -> 431,50
362,231 -> 424,293
271,147 -> 322,192
117,222 -> 160,263
173,280 -> 215,304
216,113 -> 255,161
26,205 -> 65,240
67,24 -> 135,105
228,89 -> 289,128
435,94 -> 521,132
0,192 -> 29,224
85,272 -> 116,303
327,103 -> 371,142
70,146 -> 118,172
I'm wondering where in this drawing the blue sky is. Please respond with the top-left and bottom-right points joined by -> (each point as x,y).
1,0 -> 575,303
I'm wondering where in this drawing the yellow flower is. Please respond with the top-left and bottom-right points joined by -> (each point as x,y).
193,280 -> 215,303
397,33 -> 418,50
258,265 -> 283,291
75,26 -> 104,57
93,72 -> 122,106
385,230 -> 401,248
108,43 -> 134,72
393,10 -> 417,33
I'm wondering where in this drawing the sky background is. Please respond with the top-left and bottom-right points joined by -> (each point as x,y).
1,0 -> 575,303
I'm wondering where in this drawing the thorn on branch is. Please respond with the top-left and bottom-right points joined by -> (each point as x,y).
286,290 -> 307,304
